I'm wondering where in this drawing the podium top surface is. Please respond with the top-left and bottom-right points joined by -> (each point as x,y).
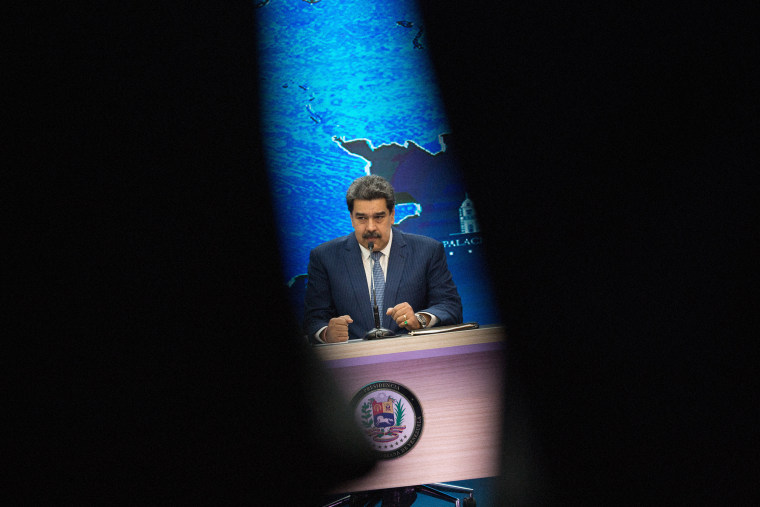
313,324 -> 505,366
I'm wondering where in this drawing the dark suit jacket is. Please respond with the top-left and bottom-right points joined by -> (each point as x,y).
304,229 -> 463,342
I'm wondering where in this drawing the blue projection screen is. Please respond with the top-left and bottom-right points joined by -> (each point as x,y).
255,0 -> 499,329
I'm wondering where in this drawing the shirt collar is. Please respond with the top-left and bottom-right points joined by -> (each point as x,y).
359,229 -> 393,259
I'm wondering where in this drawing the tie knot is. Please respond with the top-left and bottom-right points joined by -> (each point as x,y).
371,251 -> 382,261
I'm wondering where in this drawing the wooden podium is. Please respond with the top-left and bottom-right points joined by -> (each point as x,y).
314,325 -> 506,493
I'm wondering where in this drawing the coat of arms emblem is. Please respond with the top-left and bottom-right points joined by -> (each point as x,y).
350,381 -> 423,459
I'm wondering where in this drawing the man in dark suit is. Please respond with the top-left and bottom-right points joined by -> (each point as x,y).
304,175 -> 463,343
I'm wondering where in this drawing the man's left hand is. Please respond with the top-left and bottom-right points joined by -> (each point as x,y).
386,303 -> 421,330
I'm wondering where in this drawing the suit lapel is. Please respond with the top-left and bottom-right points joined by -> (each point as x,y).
383,228 -> 407,328
341,234 -> 374,329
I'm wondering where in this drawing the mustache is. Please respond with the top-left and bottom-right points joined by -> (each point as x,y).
363,232 -> 381,239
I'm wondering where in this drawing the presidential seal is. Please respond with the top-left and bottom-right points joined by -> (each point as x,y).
350,381 -> 423,459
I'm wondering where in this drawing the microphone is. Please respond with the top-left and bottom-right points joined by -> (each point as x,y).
364,241 -> 397,340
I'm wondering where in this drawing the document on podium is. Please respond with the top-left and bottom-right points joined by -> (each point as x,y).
408,321 -> 479,336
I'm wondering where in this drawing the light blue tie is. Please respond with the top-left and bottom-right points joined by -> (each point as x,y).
371,251 -> 385,319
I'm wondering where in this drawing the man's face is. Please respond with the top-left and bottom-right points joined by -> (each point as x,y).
351,198 -> 395,251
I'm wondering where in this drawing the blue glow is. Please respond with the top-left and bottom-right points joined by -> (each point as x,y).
255,0 -> 499,327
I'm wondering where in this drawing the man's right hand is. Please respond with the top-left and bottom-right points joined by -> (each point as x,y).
323,315 -> 353,343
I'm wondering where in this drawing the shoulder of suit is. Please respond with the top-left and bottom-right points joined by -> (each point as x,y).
312,233 -> 355,254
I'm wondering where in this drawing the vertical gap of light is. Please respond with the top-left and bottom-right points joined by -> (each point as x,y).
254,0 -> 498,326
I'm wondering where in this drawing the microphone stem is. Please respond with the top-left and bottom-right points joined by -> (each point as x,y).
369,243 -> 381,329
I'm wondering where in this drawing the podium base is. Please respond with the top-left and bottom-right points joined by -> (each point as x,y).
363,327 -> 398,340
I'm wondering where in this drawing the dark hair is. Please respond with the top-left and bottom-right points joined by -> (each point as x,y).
345,175 -> 395,213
